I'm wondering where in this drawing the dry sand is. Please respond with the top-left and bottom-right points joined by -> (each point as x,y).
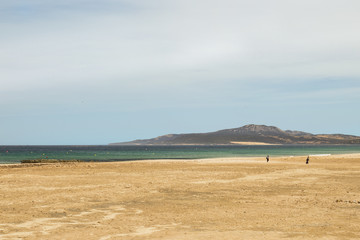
230,141 -> 281,145
1,154 -> 360,239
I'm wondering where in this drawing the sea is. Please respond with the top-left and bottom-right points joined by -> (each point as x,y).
1,145 -> 360,164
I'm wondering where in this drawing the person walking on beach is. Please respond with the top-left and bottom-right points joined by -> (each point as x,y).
266,155 -> 269,162
306,156 -> 309,164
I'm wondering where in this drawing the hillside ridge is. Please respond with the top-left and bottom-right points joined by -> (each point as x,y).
110,124 -> 360,145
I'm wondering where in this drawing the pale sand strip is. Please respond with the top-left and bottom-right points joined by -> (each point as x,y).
230,141 -> 282,145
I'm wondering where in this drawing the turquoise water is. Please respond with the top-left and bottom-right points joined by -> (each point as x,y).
1,145 -> 360,164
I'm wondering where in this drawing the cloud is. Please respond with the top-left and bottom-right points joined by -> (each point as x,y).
1,0 -> 360,94
1,0 -> 360,141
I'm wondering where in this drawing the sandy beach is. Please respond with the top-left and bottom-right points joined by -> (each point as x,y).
1,154 -> 360,239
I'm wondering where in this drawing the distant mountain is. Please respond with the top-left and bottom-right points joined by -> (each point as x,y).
110,124 -> 360,145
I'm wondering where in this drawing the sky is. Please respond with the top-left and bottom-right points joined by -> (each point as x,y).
1,0 -> 360,145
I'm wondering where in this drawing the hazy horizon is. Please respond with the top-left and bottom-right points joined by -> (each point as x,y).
1,0 -> 360,145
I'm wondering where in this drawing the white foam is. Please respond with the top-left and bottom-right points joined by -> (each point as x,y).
309,154 -> 331,157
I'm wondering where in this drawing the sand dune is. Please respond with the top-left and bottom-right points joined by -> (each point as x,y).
1,154 -> 360,239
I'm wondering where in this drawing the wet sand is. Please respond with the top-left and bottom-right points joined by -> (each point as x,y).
1,154 -> 360,239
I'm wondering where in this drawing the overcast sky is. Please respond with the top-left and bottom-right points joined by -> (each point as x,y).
1,0 -> 360,144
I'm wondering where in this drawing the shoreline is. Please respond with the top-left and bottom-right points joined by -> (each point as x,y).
1,152 -> 360,167
2,145 -> 360,166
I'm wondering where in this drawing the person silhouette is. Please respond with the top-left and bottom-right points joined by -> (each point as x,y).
266,155 -> 269,162
306,156 -> 309,164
